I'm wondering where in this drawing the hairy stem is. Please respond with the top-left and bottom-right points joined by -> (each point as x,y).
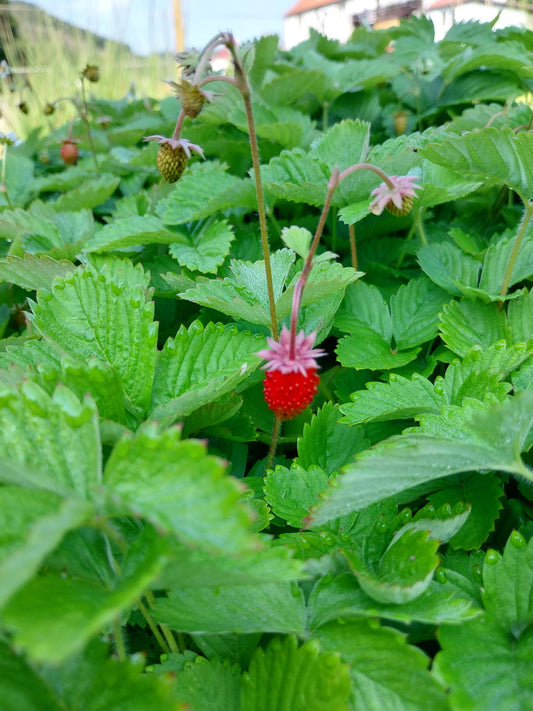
289,168 -> 340,356
500,201 -> 533,299
80,76 -> 99,173
226,36 -> 278,340
172,108 -> 186,140
349,223 -> 357,270
144,590 -> 181,653
266,416 -> 282,470
137,597 -> 170,653
113,618 -> 127,661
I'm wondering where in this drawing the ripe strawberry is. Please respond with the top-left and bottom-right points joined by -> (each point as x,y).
60,139 -> 79,166
144,135 -> 205,184
263,368 -> 320,420
256,326 -> 325,421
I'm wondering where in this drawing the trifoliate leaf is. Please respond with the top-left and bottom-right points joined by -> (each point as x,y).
0,487 -> 93,609
240,636 -> 351,711
104,422 -> 257,553
150,322 -> 263,422
313,620 -> 449,711
31,261 -> 158,418
340,373 -> 445,425
297,401 -> 370,472
169,220 -> 234,274
0,381 -> 101,498
153,582 -> 306,635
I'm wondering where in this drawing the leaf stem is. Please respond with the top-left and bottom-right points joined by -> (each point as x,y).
80,75 -> 99,173
499,201 -> 533,299
144,590 -> 181,653
349,223 -> 357,270
1,145 -> 13,209
137,597 -> 171,653
266,416 -> 282,470
113,618 -> 127,661
225,35 -> 278,340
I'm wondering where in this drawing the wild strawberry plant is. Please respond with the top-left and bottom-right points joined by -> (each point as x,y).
0,16 -> 533,710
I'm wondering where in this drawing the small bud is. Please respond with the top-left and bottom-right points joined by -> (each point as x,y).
18,101 -> 29,115
82,64 -> 100,82
43,102 -> 55,116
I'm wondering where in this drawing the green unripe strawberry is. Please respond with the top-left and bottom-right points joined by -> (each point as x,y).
144,135 -> 205,183
385,195 -> 414,217
181,84 -> 206,119
156,143 -> 188,183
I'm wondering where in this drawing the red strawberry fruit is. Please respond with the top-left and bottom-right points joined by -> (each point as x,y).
256,326 -> 325,421
60,139 -> 79,166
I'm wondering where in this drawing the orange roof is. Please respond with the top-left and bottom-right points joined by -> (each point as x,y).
285,0 -> 340,17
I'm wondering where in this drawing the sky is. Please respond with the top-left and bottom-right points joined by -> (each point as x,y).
24,0 -> 295,55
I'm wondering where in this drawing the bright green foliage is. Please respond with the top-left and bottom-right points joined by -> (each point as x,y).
297,402 -> 369,472
85,215 -> 186,252
150,321 -> 263,421
0,487 -> 93,609
104,423 -> 257,552
434,534 -> 533,710
153,582 -> 306,635
421,128 -> 533,201
169,220 -> 235,274
31,261 -> 158,419
428,473 -> 505,549
0,381 -> 101,497
241,636 -> 351,711
314,620 -> 449,711
1,16 -> 533,706
0,254 -> 76,291
264,463 -> 331,528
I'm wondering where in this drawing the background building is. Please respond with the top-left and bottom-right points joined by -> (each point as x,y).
284,0 -> 532,48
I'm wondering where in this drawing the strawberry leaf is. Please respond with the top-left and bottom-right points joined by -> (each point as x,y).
264,463 -> 330,528
297,401 -> 370,472
85,215 -> 185,252
31,261 -> 158,419
428,473 -> 505,550
104,423 -> 257,553
340,372 -> 445,425
169,219 -> 234,274
313,620 -> 449,711
153,583 -> 306,635
150,321 -> 263,422
0,254 -> 75,291
439,299 -> 508,356
240,636 -> 351,711
0,487 -> 93,609
0,381 -> 101,498
54,174 -> 121,211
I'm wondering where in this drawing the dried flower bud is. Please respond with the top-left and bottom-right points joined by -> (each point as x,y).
82,64 -> 100,82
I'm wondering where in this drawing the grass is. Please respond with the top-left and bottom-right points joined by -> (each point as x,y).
0,1 -> 177,139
